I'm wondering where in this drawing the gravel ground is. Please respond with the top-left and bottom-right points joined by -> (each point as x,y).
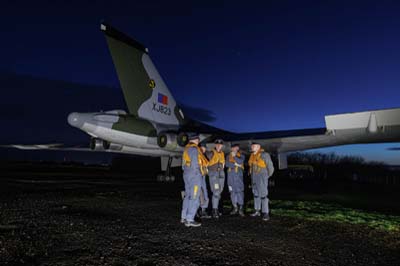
0,171 -> 399,266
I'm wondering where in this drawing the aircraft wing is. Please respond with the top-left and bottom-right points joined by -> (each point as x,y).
220,108 -> 400,168
0,143 -> 181,157
3,108 -> 400,169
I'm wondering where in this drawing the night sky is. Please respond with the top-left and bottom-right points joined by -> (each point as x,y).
1,0 -> 400,164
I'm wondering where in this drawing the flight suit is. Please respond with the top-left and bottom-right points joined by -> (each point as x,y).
207,149 -> 226,210
225,151 -> 245,208
181,143 -> 204,222
248,150 -> 274,214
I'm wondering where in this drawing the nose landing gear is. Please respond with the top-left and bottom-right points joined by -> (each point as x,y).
157,157 -> 176,182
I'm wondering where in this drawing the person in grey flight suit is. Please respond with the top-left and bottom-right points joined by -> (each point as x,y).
248,142 -> 274,221
206,139 -> 225,219
180,133 -> 203,227
198,142 -> 211,219
225,143 -> 245,216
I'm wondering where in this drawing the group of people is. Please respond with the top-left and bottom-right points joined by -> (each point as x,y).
180,133 -> 275,227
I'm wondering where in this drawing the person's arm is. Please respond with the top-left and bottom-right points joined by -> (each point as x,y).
263,152 -> 274,177
225,154 -> 235,168
234,153 -> 245,165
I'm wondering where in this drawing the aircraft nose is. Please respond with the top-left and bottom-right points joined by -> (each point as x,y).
67,112 -> 85,128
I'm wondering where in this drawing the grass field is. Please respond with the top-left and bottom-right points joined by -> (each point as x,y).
270,200 -> 400,231
236,198 -> 400,232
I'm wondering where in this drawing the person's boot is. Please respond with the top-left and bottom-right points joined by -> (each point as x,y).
185,220 -> 202,227
238,205 -> 245,217
212,208 -> 219,219
230,206 -> 238,215
250,210 -> 261,217
200,208 -> 211,219
262,213 -> 270,221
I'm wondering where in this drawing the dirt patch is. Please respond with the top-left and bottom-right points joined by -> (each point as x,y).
0,174 -> 399,266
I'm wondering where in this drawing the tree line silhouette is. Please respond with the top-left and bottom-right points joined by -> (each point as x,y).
286,152 -> 399,186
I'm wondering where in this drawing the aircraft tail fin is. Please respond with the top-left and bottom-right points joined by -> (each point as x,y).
101,23 -> 184,126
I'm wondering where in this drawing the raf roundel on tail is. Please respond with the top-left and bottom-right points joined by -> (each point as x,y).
149,79 -> 156,89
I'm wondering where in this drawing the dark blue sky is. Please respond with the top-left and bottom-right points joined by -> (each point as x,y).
2,0 -> 400,164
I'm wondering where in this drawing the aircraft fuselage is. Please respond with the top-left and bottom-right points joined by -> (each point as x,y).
67,111 -> 183,156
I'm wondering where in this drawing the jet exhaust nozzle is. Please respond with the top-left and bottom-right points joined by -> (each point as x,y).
67,112 -> 85,128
